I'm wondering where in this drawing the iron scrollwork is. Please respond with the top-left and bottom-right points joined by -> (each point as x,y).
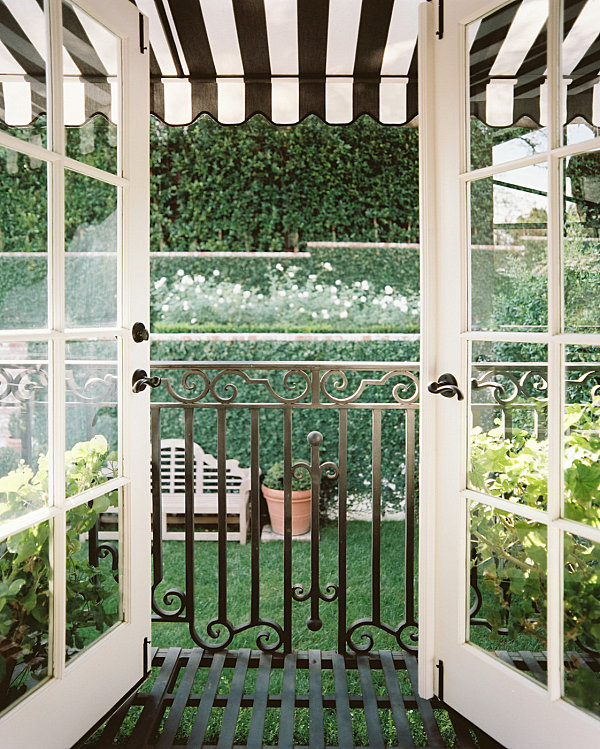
159,366 -> 312,405
209,368 -> 311,404
0,365 -> 48,404
290,432 -> 339,633
320,368 -> 419,405
471,366 -> 548,404
150,361 -> 422,654
195,617 -> 285,653
346,618 -> 418,654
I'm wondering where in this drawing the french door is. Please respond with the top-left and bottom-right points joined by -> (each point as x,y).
421,0 -> 600,745
0,1 -> 150,746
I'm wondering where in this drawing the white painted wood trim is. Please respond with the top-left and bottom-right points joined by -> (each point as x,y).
417,0 -> 437,699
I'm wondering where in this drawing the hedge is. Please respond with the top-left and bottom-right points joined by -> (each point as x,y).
150,115 -> 420,253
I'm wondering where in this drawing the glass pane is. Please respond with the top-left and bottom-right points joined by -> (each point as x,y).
563,0 -> 600,147
564,532 -> 600,716
469,502 -> 547,687
0,520 -> 50,713
65,170 -> 118,328
469,0 -> 548,171
470,166 -> 548,332
0,342 -> 48,528
63,0 -> 119,174
66,491 -> 120,662
0,148 -> 48,330
0,0 -> 47,146
470,341 -> 548,510
563,152 -> 600,333
564,345 -> 600,526
65,339 -> 119,496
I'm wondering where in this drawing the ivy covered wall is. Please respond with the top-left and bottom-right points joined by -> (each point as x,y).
150,115 -> 420,252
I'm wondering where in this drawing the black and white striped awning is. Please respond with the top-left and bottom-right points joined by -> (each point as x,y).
471,0 -> 600,127
136,0 -> 419,126
1,0 -> 600,129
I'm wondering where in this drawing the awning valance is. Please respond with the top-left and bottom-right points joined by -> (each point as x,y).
0,0 -> 599,129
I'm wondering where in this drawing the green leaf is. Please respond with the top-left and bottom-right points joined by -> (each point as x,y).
7,578 -> 25,596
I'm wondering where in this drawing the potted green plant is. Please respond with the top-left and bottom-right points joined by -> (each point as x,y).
261,460 -> 313,536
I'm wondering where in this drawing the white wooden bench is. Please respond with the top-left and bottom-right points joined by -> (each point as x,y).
159,439 -> 251,544
95,439 -> 251,543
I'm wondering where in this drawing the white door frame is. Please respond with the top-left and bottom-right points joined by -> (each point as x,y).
420,0 -> 600,745
0,1 -> 150,745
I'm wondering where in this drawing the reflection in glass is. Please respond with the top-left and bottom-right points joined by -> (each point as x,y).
469,503 -> 547,686
0,148 -> 48,329
0,0 -> 47,144
0,521 -> 50,712
65,171 -> 118,328
66,492 -> 120,662
564,533 -> 600,716
469,0 -> 548,171
563,152 -> 600,333
63,0 -> 119,173
0,342 -> 48,528
563,0 -> 600,146
470,166 -> 548,332
564,346 -> 600,526
65,339 -> 118,495
469,342 -> 548,510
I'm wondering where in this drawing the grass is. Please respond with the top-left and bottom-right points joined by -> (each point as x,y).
152,520 -> 412,653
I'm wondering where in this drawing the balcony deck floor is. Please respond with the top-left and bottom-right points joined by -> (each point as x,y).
79,647 -> 507,748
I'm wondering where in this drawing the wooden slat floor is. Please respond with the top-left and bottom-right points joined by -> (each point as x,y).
80,648 -> 506,748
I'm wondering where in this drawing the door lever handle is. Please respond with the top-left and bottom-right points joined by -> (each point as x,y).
427,373 -> 464,400
132,368 -> 161,393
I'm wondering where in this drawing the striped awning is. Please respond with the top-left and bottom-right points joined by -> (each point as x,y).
0,0 -> 419,128
0,0 -> 599,129
136,0 -> 419,126
471,0 -> 600,128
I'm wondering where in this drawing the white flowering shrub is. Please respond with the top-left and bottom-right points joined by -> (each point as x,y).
153,261 -> 420,333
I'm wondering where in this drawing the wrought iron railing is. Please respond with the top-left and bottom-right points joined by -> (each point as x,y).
4,358 -> 599,655
149,361 -> 420,655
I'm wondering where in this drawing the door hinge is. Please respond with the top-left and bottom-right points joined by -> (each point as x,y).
143,636 -> 152,677
426,0 -> 444,40
139,12 -> 148,54
436,659 -> 445,701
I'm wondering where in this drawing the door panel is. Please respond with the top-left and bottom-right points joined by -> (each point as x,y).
421,0 -> 600,745
0,0 -> 149,745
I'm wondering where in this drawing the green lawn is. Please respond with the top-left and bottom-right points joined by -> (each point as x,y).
152,520 -> 413,654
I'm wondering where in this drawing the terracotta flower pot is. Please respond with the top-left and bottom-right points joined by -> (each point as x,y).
262,486 -> 312,536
